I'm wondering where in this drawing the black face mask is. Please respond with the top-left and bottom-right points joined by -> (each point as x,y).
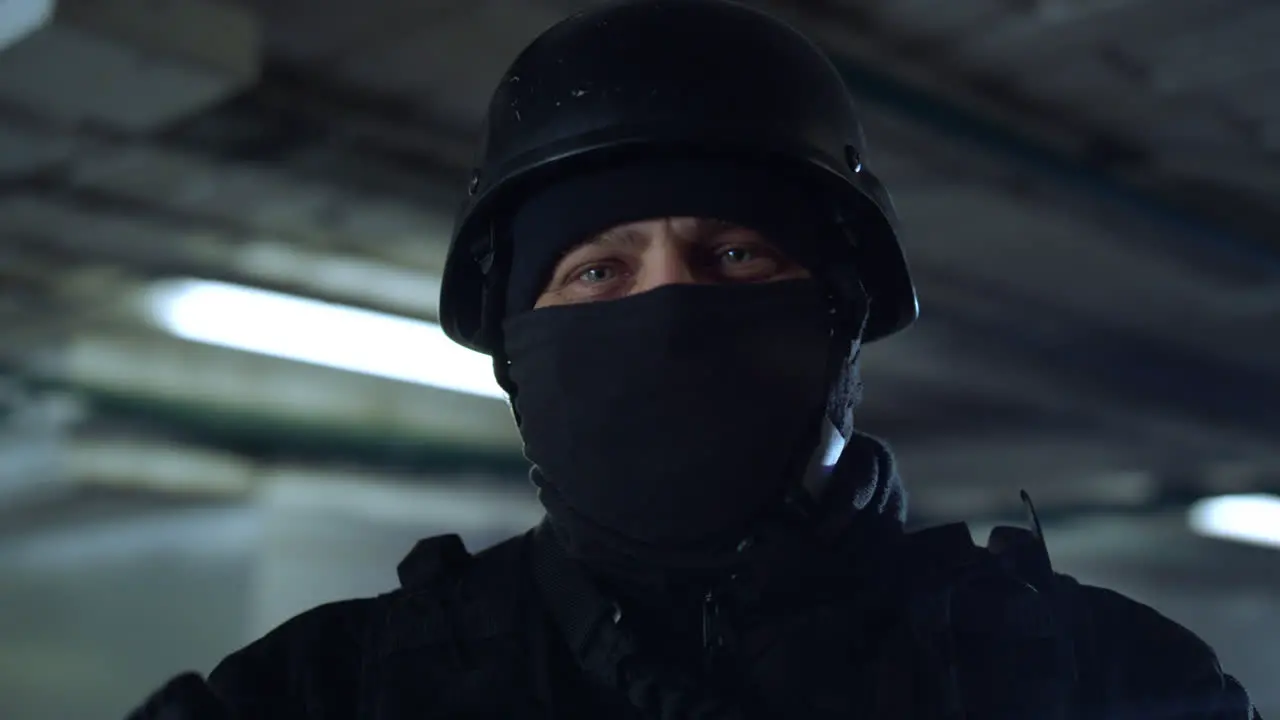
503,280 -> 837,558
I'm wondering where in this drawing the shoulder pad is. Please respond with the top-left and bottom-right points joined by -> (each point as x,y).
375,534 -> 530,659
397,534 -> 471,589
902,491 -> 1058,593
986,525 -> 1055,592
987,490 -> 1056,592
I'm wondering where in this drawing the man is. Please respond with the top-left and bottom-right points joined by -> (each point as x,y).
128,1 -> 1260,718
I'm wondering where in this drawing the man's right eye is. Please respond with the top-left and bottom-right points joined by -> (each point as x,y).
576,265 -> 615,284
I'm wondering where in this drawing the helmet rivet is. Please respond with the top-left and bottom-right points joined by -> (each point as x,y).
844,145 -> 863,173
467,170 -> 482,196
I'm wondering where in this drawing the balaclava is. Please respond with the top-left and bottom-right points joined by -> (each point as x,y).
499,156 -> 906,578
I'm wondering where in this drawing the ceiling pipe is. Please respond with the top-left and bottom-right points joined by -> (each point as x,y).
173,48 -> 1280,289
832,58 -> 1280,281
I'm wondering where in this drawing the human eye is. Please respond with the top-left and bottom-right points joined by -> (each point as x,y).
575,263 -> 618,284
545,256 -> 633,303
717,245 -> 758,265
536,235 -> 638,307
711,241 -> 784,279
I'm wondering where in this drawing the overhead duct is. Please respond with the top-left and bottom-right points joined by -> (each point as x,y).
63,437 -> 255,497
1,431 -> 537,512
0,0 -> 260,133
0,194 -> 448,320
46,332 -> 522,454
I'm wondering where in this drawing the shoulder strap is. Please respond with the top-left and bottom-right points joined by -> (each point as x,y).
392,531 -> 531,646
900,491 -> 1057,592
892,521 -> 981,720
360,532 -> 539,718
893,492 -> 1077,720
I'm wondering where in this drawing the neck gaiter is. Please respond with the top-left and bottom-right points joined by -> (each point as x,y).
503,280 -> 835,566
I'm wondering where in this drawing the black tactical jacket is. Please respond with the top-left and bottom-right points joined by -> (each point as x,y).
131,524 -> 1260,720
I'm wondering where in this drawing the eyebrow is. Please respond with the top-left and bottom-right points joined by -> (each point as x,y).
588,225 -> 649,249
587,217 -> 739,248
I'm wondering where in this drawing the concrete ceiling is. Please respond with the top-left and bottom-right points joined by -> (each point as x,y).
0,0 -> 1277,517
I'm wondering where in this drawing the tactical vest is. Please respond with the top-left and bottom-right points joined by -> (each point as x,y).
356,496 -> 1079,720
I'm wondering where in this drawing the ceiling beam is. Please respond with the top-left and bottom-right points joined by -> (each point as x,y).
752,2 -> 1280,283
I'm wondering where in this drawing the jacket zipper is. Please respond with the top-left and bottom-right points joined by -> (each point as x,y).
703,538 -> 751,671
701,588 -> 723,670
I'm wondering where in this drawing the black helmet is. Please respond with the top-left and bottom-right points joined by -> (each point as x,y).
439,0 -> 918,355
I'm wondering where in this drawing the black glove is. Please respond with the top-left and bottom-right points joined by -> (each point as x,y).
125,672 -> 230,720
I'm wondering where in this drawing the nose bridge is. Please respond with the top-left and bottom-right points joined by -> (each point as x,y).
634,225 -> 696,292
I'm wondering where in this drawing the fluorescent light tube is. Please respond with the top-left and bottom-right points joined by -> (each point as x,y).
146,279 -> 506,400
1187,493 -> 1280,550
